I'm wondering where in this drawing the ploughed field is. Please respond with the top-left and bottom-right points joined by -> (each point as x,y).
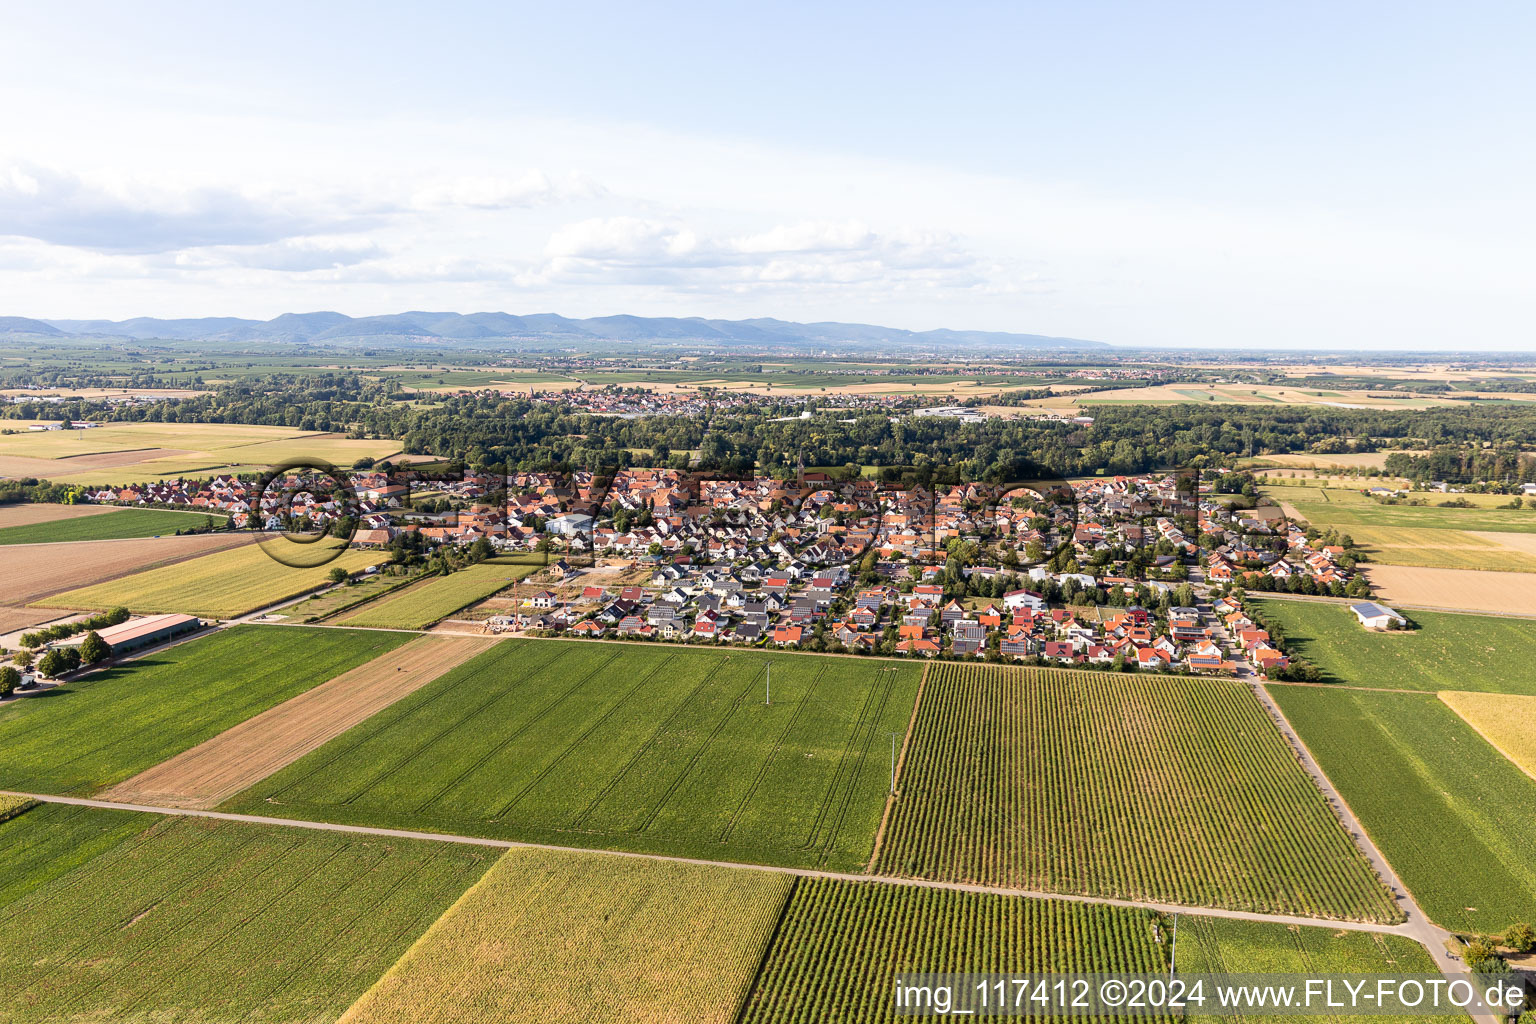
0,625 -> 410,795
1271,684 -> 1536,934
0,803 -> 494,1024
224,640 -> 921,871
1256,600 -> 1536,694
2,532 -> 253,605
875,663 -> 1397,922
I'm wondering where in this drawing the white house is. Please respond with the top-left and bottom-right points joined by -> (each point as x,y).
545,513 -> 594,537
1350,601 -> 1406,630
1003,588 -> 1045,613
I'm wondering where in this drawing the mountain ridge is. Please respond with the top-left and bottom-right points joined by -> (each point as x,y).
9,311 -> 1108,350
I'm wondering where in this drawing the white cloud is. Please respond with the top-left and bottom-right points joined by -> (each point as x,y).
410,170 -> 605,210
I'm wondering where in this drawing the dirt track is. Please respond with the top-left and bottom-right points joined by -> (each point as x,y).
102,634 -> 498,809
4,532 -> 255,605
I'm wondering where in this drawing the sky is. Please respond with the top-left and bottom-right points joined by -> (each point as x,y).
1,1 -> 1533,349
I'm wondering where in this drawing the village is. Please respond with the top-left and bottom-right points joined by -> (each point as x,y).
68,464 -> 1384,679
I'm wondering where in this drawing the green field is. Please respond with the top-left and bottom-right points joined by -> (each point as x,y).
0,806 -> 493,1024
875,664 -> 1397,922
1175,916 -> 1455,1024
0,625 -> 409,794
337,562 -> 539,629
1256,600 -> 1536,694
1265,485 -> 1536,533
340,846 -> 789,1024
0,507 -> 229,545
1271,685 -> 1536,933
37,541 -> 385,617
739,877 -> 1170,1023
225,641 -> 921,870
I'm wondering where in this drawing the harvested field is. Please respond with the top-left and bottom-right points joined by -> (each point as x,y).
37,540 -> 383,617
1439,690 -> 1536,780
104,634 -> 499,808
1363,564 -> 1536,615
339,847 -> 789,1024
1,532 -> 253,604
1246,451 -> 1403,470
0,503 -> 118,528
875,663 -> 1397,921
1344,525 -> 1536,571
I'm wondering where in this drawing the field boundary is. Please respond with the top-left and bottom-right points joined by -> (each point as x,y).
99,634 -> 498,808
0,789 -> 1424,936
866,660 -> 928,872
1437,692 -> 1536,785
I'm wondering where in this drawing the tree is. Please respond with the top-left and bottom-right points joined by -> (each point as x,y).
13,649 -> 33,671
0,666 -> 18,697
1504,922 -> 1535,954
36,649 -> 66,678
79,632 -> 110,665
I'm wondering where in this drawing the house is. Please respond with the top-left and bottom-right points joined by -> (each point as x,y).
773,625 -> 803,647
1003,588 -> 1045,613
528,590 -> 559,610
1350,602 -> 1406,630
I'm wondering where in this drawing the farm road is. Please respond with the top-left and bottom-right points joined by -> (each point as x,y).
2,789 -> 1424,940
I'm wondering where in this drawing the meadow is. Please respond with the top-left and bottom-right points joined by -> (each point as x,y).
875,664 -> 1397,922
339,847 -> 789,1024
1438,690 -> 1536,779
337,562 -> 539,629
0,506 -> 228,545
0,625 -> 409,794
1262,485 -> 1536,533
739,878 -> 1171,1023
225,641 -> 922,871
1255,600 -> 1536,694
37,541 -> 385,617
1270,685 -> 1536,934
1175,916 -> 1452,1024
0,809 -> 493,1024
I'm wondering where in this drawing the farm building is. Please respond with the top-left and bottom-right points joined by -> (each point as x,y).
1349,602 -> 1406,630
90,613 -> 202,654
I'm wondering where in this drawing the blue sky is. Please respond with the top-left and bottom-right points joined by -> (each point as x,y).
1,1 -> 1532,348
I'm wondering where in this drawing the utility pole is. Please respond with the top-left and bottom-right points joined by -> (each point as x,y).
765,661 -> 771,706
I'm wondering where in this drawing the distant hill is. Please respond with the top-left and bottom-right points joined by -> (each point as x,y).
23,310 -> 1108,351
0,317 -> 65,337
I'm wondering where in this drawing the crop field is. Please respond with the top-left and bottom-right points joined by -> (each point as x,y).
1438,690 -> 1536,779
1256,600 -> 1536,694
37,540 -> 385,616
0,810 -> 494,1024
340,846 -> 789,1024
0,605 -> 70,634
738,878 -> 1170,1023
1363,564 -> 1536,616
2,532 -> 253,604
1175,916 -> 1449,1024
0,506 -> 228,545
337,562 -> 540,629
1341,525 -> 1536,571
0,625 -> 409,794
0,421 -> 418,485
105,634 -> 499,808
0,803 -> 154,911
0,502 -> 119,528
875,664 -> 1396,922
225,641 -> 922,870
1270,685 -> 1536,933
1269,491 -> 1536,533
280,569 -> 424,621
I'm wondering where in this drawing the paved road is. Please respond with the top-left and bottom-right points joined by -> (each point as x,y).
4,788 -> 1419,939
